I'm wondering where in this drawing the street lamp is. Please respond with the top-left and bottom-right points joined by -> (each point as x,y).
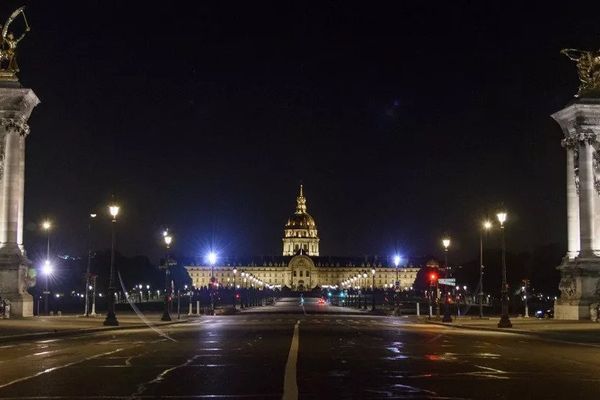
393,255 -> 401,289
42,260 -> 53,316
442,237 -> 452,322
371,268 -> 376,311
84,213 -> 97,317
233,267 -> 238,310
479,220 -> 492,318
207,251 -> 217,315
42,220 -> 51,260
161,230 -> 173,321
362,272 -> 367,309
103,203 -> 120,326
497,210 -> 512,328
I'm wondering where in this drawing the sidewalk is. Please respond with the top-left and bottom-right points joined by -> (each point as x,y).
0,312 -> 191,342
424,316 -> 600,345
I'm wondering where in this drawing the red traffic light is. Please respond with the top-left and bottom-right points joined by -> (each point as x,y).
429,272 -> 438,283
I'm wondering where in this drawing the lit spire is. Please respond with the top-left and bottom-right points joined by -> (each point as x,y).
296,184 -> 307,213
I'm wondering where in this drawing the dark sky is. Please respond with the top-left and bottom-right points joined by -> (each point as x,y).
4,1 -> 598,265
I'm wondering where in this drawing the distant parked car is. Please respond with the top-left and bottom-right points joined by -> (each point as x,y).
535,308 -> 554,319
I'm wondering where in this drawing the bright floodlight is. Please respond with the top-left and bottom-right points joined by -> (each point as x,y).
164,234 -> 173,246
483,220 -> 492,230
371,268 -> 375,275
497,211 -> 507,225
442,238 -> 451,249
207,252 -> 217,265
42,220 -> 51,230
393,255 -> 401,267
109,204 -> 120,218
42,260 -> 53,276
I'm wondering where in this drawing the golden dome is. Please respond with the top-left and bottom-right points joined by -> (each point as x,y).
284,184 -> 318,231
286,212 -> 316,229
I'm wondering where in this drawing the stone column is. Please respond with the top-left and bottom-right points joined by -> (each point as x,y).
578,140 -> 595,257
0,85 -> 40,317
566,148 -> 580,258
17,135 -> 25,252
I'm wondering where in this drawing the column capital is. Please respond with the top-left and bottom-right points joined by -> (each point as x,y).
553,100 -> 600,148
561,128 -> 599,148
0,118 -> 29,137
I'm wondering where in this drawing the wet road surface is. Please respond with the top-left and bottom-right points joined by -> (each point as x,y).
0,298 -> 599,399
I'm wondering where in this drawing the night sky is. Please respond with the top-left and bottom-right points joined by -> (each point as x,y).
5,1 -> 599,266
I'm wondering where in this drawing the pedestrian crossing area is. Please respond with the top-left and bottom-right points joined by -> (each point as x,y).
199,316 -> 406,328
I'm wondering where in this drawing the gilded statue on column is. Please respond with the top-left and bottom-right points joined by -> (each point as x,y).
562,49 -> 600,97
0,6 -> 30,79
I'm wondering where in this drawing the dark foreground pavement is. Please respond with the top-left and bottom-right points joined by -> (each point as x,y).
0,299 -> 599,399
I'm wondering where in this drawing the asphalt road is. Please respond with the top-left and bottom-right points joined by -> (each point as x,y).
0,298 -> 599,399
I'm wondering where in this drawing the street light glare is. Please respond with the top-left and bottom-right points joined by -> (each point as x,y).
442,238 -> 451,249
207,251 -> 217,265
164,234 -> 173,246
483,220 -> 492,230
42,260 -> 53,276
109,204 -> 120,218
42,220 -> 51,230
497,211 -> 507,225
393,255 -> 401,267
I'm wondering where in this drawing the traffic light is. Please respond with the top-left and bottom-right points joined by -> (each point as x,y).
429,272 -> 439,285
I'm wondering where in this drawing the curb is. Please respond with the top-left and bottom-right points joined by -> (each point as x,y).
0,319 -> 190,344
424,320 -> 534,336
423,320 -> 600,347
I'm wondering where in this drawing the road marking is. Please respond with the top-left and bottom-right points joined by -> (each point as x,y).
0,347 -> 125,390
282,320 -> 300,400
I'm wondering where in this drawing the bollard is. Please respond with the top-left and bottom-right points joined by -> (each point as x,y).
429,305 -> 433,318
416,302 -> 420,317
196,301 -> 200,315
188,302 -> 193,316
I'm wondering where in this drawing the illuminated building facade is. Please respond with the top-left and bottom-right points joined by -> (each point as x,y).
185,185 -> 420,291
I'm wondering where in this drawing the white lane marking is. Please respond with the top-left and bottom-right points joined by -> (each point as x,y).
130,354 -> 201,399
0,348 -> 125,390
282,320 -> 300,400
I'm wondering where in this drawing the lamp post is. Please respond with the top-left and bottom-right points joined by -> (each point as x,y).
393,255 -> 401,312
442,237 -> 452,322
479,220 -> 492,318
90,274 -> 97,316
103,203 -> 120,326
241,272 -> 246,309
497,211 -> 512,328
42,220 -> 51,260
42,260 -> 53,316
393,255 -> 401,290
84,213 -> 97,317
233,268 -> 238,310
208,252 -> 217,315
161,230 -> 173,321
362,272 -> 367,309
371,268 -> 375,311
